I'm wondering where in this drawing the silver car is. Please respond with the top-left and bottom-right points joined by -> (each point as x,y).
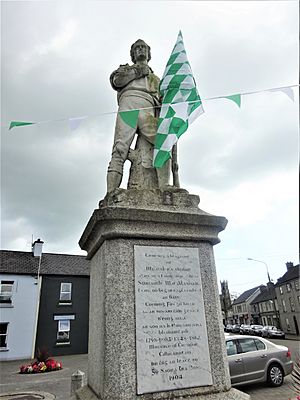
249,324 -> 264,336
226,335 -> 293,387
261,325 -> 285,339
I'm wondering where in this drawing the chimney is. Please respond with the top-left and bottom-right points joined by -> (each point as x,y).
286,262 -> 294,271
32,238 -> 44,257
267,281 -> 274,290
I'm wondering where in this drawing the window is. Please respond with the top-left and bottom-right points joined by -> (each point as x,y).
54,315 -> 75,345
57,320 -> 70,343
254,338 -> 266,350
59,283 -> 72,303
268,300 -> 274,311
289,297 -> 295,312
279,286 -> 283,295
298,296 -> 300,304
0,323 -> 8,349
295,280 -> 299,291
226,340 -> 238,356
286,283 -> 292,292
238,338 -> 257,353
0,281 -> 14,304
286,318 -> 291,331
282,299 -> 287,312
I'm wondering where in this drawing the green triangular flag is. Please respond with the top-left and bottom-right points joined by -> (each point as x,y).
224,94 -> 241,108
119,110 -> 139,129
9,121 -> 35,130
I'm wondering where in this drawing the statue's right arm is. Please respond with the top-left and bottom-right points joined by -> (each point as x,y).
110,64 -> 149,90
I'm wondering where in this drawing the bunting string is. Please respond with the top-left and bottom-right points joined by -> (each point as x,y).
7,84 -> 298,131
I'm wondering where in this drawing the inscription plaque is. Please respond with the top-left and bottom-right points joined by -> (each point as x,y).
134,246 -> 213,394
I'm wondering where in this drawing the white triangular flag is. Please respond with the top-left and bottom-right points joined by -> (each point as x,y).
69,116 -> 87,131
269,87 -> 294,102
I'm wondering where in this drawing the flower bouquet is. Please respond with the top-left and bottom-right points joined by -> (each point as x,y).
19,347 -> 62,374
20,358 -> 62,374
19,359 -> 62,374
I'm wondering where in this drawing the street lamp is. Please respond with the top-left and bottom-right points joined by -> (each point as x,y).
247,258 -> 271,283
247,258 -> 281,328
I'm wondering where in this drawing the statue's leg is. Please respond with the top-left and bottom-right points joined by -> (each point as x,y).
156,159 -> 171,189
138,108 -> 172,189
138,108 -> 157,146
107,111 -> 136,193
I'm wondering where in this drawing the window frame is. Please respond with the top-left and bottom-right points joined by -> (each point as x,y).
286,283 -> 292,292
226,339 -> 238,356
289,297 -> 295,312
54,315 -> 75,345
59,282 -> 72,303
56,320 -> 71,344
279,286 -> 284,295
282,299 -> 287,312
0,280 -> 14,305
0,322 -> 9,350
237,338 -> 260,354
253,338 -> 266,351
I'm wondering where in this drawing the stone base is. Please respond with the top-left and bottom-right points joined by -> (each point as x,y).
72,385 -> 250,400
77,189 -> 249,400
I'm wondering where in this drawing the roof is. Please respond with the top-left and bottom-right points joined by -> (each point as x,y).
275,264 -> 300,286
0,250 -> 90,276
250,287 -> 275,304
232,285 -> 265,305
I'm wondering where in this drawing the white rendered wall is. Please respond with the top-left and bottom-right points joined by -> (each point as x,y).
0,274 -> 39,360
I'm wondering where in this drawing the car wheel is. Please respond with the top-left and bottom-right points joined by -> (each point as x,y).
267,364 -> 284,387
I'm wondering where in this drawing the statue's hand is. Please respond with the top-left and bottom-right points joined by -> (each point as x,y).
133,64 -> 150,78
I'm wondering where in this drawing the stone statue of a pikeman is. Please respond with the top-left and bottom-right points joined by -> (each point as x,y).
106,39 -> 179,194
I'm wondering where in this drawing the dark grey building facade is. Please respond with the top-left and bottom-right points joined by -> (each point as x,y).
274,262 -> 300,336
35,270 -> 90,356
1,247 -> 90,359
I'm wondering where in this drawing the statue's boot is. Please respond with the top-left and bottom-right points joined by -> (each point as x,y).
106,170 -> 122,193
157,160 -> 171,190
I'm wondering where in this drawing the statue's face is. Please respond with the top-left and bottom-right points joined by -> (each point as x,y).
133,42 -> 149,62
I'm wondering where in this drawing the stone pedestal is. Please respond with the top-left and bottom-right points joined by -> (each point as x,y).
75,189 -> 249,400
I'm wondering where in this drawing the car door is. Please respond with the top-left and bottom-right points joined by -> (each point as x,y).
237,337 -> 267,382
226,339 -> 245,384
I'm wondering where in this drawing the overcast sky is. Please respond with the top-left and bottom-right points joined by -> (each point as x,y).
1,1 -> 299,295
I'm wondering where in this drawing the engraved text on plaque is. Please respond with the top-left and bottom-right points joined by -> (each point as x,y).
134,246 -> 212,394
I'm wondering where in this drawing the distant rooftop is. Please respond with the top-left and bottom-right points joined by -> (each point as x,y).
275,264 -> 300,286
232,285 -> 265,305
0,250 -> 90,276
250,286 -> 275,304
